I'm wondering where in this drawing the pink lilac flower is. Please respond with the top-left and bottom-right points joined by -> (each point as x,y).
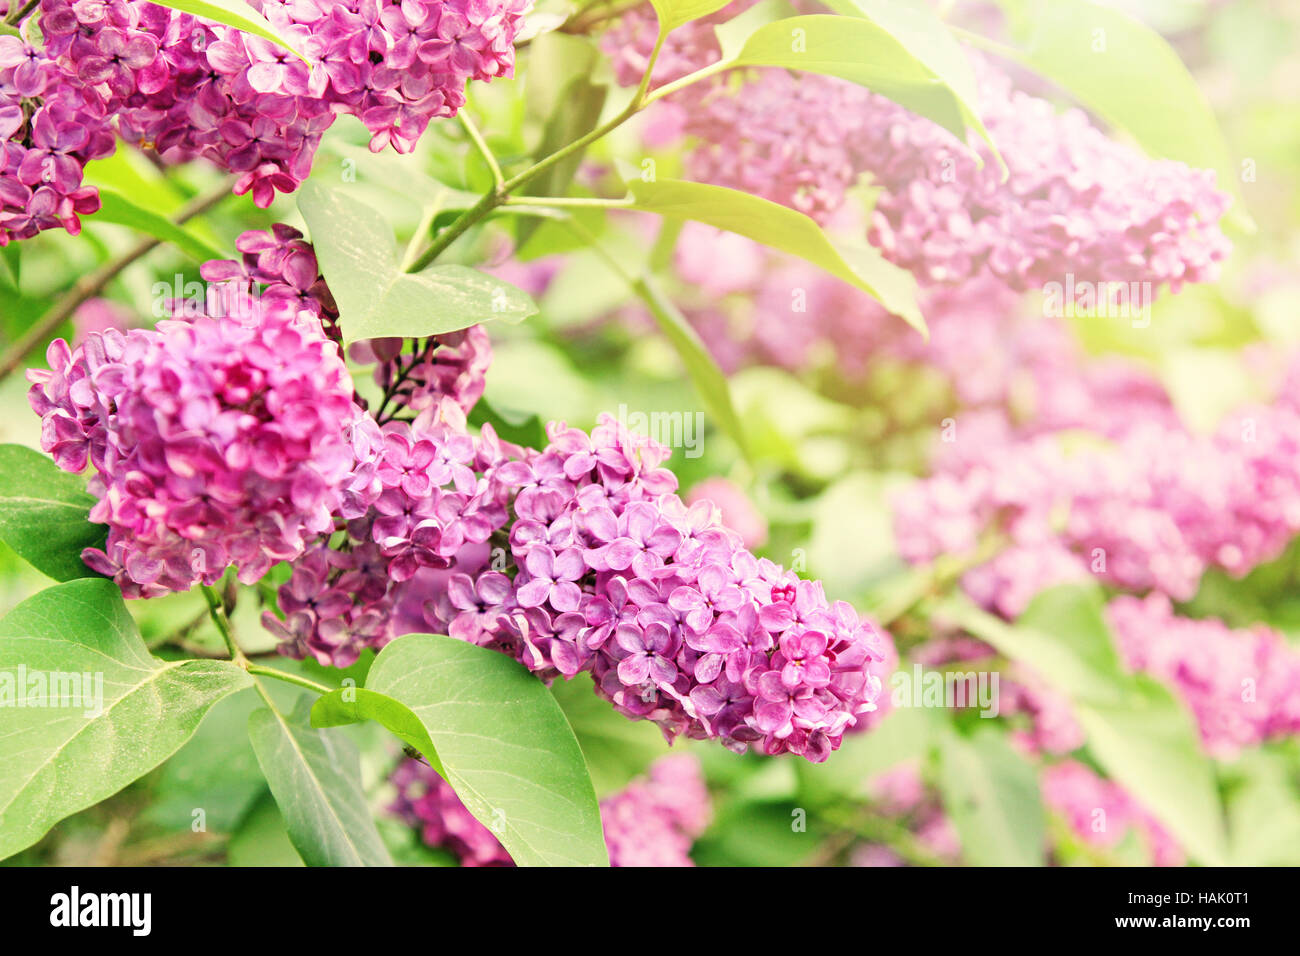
16,0 -> 529,218
673,59 -> 1231,295
1042,760 -> 1184,866
851,761 -> 962,866
1107,594 -> 1300,758
391,753 -> 712,866
70,298 -> 133,344
204,227 -> 492,419
0,22 -> 112,245
892,391 -> 1300,617
26,298 -> 368,597
663,223 -> 1179,439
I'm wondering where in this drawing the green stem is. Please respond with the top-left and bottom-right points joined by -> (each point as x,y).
4,0 -> 37,26
818,807 -> 947,867
642,59 -> 729,105
504,195 -> 634,209
200,584 -> 245,664
459,112 -> 505,190
406,26 -> 681,272
246,665 -> 333,697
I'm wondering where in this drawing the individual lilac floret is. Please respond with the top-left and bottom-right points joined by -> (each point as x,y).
391,754 -> 711,867
1107,594 -> 1300,758
27,299 -> 368,597
1042,760 -> 1183,866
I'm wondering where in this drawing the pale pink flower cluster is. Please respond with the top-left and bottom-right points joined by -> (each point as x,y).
1108,594 -> 1300,758
675,61 -> 1230,294
893,393 -> 1300,617
1042,760 -> 1184,866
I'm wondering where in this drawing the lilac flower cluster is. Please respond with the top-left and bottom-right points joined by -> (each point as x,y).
8,0 -> 526,224
675,61 -> 1231,294
0,21 -> 112,244
391,753 -> 711,867
1108,594 -> 1300,758
1041,760 -> 1183,866
893,396 -> 1300,617
269,408 -> 889,760
27,299 -> 367,597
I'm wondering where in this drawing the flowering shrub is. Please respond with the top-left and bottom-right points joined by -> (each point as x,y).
0,0 -> 1296,875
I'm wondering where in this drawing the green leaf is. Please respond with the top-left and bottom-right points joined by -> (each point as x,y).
990,0 -> 1250,229
939,585 -> 1128,705
942,584 -> 1230,865
145,1 -> 306,59
650,0 -> 732,33
1225,752 -> 1300,866
625,177 -> 924,333
144,689 -> 265,834
730,13 -> 999,164
548,672 -> 670,797
467,397 -> 549,450
938,727 -> 1046,866
311,633 -> 607,867
632,274 -> 751,459
226,791 -> 305,867
92,190 -> 224,263
0,445 -> 106,582
1073,677 -> 1229,866
298,181 -> 537,344
0,579 -> 252,860
247,696 -> 393,867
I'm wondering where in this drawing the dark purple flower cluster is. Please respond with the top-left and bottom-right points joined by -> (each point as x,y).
3,0 -> 527,232
27,298 -> 368,597
391,753 -> 712,866
269,407 -> 888,761
0,22 -> 113,244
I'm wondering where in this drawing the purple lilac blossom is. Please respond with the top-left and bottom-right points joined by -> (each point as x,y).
9,0 -> 528,223
893,383 -> 1300,617
268,406 -> 891,760
675,61 -> 1230,295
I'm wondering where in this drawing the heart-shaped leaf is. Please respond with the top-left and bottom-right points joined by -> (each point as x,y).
312,633 -> 607,867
